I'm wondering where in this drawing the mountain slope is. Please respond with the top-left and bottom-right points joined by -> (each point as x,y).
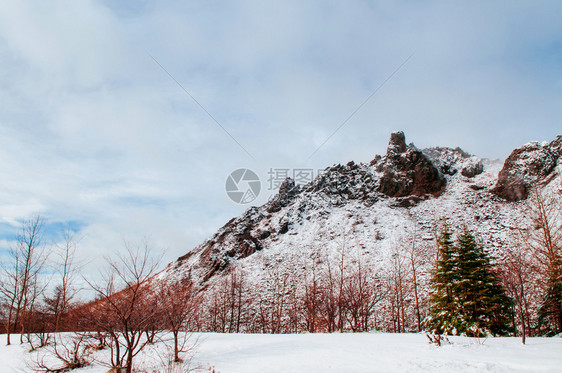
159,132 -> 562,290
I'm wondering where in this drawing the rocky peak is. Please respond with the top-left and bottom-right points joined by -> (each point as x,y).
387,131 -> 407,155
267,178 -> 301,213
492,136 -> 561,201
377,132 -> 446,198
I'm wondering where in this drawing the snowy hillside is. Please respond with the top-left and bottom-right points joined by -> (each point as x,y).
159,132 -> 561,291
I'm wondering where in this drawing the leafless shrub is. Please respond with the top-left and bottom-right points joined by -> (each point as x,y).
32,333 -> 92,372
426,333 -> 450,346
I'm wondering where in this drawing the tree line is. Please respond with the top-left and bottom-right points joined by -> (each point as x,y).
197,187 -> 560,339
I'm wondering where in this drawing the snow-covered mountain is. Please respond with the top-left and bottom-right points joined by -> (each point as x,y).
158,132 -> 562,287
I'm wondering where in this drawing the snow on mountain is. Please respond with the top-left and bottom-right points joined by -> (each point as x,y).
157,132 -> 562,290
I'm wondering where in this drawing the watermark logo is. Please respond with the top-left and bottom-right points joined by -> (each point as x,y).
226,168 -> 328,204
267,168 -> 321,190
225,168 -> 261,204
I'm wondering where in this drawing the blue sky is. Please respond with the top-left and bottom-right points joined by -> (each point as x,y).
0,0 -> 561,272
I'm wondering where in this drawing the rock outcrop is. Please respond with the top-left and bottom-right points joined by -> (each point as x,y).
423,146 -> 484,178
304,161 -> 379,205
267,178 -> 301,213
493,136 -> 561,201
376,131 -> 446,198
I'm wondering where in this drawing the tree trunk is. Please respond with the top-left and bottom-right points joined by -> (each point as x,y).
174,331 -> 180,362
412,265 -> 421,332
6,305 -> 13,345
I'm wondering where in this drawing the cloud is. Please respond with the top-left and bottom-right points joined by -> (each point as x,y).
0,0 -> 561,276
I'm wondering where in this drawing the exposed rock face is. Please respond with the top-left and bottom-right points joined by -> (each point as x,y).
377,131 -> 446,198
177,206 -> 268,281
461,162 -> 484,178
305,161 -> 379,205
177,178 -> 304,281
493,136 -> 561,201
423,147 -> 484,178
267,178 -> 301,213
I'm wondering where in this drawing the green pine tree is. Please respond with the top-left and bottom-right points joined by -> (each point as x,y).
423,223 -> 458,335
454,227 -> 513,337
538,274 -> 562,335
424,225 -> 514,337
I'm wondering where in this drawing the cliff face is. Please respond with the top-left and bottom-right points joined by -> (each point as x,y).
375,131 -> 446,199
160,132 -> 561,286
492,136 -> 561,201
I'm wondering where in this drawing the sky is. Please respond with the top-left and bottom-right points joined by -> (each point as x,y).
0,1 -> 561,281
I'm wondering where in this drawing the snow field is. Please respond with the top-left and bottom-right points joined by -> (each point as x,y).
0,332 -> 560,373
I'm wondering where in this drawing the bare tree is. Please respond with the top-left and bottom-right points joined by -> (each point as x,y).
44,230 -> 81,333
86,242 -> 162,373
405,228 -> 431,332
205,283 -> 227,333
0,249 -> 22,345
0,216 -> 47,345
336,237 -> 347,333
159,279 -> 202,362
389,245 -> 410,333
524,187 -> 562,333
321,258 -> 338,333
343,256 -> 385,332
302,258 -> 321,333
224,267 -> 247,333
285,272 -> 301,333
501,242 -> 537,343
23,280 -> 50,350
204,267 -> 248,333
266,265 -> 290,334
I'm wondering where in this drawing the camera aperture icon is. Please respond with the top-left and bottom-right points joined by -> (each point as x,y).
225,168 -> 261,204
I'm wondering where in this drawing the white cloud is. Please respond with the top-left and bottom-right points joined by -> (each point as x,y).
0,0 -> 561,275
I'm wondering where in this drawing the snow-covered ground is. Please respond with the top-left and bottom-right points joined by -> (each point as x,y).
1,332 -> 560,372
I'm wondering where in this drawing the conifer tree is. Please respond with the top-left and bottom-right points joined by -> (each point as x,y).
538,276 -> 562,335
424,225 -> 514,337
423,223 -> 458,335
454,228 -> 513,336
